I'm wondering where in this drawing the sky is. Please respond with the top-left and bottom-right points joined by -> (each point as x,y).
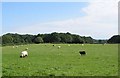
1,0 -> 119,39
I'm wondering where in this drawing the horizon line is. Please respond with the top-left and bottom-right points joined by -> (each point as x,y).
1,32 -> 117,40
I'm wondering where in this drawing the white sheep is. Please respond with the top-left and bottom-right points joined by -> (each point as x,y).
58,46 -> 61,49
20,51 -> 28,58
26,48 -> 28,50
68,44 -> 70,46
81,44 -> 84,46
13,46 -> 15,48
20,48 -> 28,58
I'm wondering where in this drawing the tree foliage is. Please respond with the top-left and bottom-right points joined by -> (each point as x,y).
72,35 -> 84,43
2,34 -> 13,45
107,35 -> 120,43
33,36 -> 44,44
51,32 -> 61,43
1,32 -> 111,46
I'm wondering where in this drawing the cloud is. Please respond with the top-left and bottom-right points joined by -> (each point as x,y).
14,0 -> 119,39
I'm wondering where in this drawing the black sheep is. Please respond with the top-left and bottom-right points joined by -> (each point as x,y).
79,50 -> 86,56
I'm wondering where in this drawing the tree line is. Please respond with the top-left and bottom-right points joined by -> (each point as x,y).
1,32 -> 119,46
107,35 -> 120,43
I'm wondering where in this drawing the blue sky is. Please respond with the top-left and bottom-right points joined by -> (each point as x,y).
2,1 -> 118,39
3,2 -> 88,28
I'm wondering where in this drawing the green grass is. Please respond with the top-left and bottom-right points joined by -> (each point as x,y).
2,44 -> 118,76
0,47 -> 2,77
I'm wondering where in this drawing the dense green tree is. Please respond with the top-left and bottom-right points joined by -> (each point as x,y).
51,32 -> 61,43
107,35 -> 120,43
33,36 -> 43,44
72,35 -> 84,43
43,34 -> 51,43
2,35 -> 13,45
60,33 -> 72,43
12,34 -> 22,44
82,36 -> 93,43
97,39 -> 107,44
2,32 -> 112,45
24,35 -> 34,44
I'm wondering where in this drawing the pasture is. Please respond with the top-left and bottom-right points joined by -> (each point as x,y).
2,44 -> 118,76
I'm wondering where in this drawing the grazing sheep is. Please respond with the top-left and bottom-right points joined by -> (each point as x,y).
26,48 -> 28,50
68,44 -> 70,46
79,50 -> 86,56
13,46 -> 15,48
81,44 -> 84,46
20,51 -> 28,58
58,46 -> 61,49
20,48 -> 28,58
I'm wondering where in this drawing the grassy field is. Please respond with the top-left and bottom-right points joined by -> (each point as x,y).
2,44 -> 118,76
0,47 -> 2,77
